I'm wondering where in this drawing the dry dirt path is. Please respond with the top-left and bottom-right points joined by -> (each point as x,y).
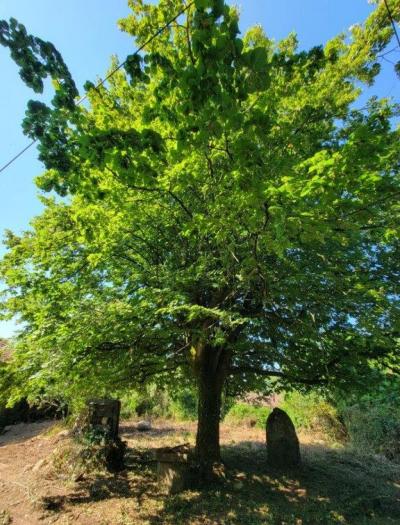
0,421 -> 61,524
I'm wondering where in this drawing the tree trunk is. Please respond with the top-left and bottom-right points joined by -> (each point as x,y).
194,343 -> 230,470
196,362 -> 223,465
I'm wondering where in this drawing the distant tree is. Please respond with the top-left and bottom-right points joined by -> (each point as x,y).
1,0 -> 399,474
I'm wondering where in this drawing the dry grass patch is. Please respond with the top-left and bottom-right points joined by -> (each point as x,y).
1,420 -> 400,524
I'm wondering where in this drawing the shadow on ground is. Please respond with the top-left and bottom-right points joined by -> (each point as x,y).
39,440 -> 400,525
147,443 -> 400,525
120,424 -> 181,439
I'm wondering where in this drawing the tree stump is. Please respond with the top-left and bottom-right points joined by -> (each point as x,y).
266,407 -> 301,468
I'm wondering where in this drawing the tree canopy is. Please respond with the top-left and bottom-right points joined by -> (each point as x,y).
0,0 -> 399,465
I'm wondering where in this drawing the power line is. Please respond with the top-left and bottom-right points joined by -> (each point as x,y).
0,139 -> 36,173
1,0 -> 397,175
383,0 -> 400,48
0,1 -> 194,175
77,0 -> 194,106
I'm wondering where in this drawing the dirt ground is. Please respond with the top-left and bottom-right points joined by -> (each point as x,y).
0,421 -> 59,524
0,419 -> 264,525
0,420 -> 399,525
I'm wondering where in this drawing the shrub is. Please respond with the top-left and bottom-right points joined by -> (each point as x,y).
281,391 -> 347,442
169,388 -> 198,420
224,402 -> 271,428
119,386 -> 198,421
341,402 -> 400,462
119,392 -> 140,419
223,392 -> 341,435
120,386 -> 171,419
223,392 -> 346,440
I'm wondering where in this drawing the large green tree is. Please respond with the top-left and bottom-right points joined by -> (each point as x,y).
1,0 -> 399,470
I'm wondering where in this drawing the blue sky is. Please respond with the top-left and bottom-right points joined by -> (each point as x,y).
0,0 -> 398,337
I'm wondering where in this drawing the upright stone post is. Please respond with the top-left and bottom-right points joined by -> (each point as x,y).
266,407 -> 301,468
87,398 -> 121,439
86,398 -> 125,471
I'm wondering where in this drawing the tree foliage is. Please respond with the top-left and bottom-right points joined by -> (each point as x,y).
0,0 -> 399,461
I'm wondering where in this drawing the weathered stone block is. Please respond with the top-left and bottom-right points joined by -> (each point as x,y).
87,398 -> 120,439
155,444 -> 192,494
86,399 -> 125,472
266,407 -> 301,468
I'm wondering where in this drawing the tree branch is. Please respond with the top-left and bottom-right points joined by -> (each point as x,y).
168,190 -> 193,218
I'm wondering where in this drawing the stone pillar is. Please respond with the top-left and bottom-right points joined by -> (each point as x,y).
86,399 -> 125,472
87,398 -> 121,439
266,407 -> 301,468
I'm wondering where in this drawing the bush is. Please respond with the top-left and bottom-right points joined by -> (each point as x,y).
224,402 -> 271,428
119,386 -> 198,421
281,391 -> 347,442
119,392 -> 140,419
119,387 -> 171,419
332,377 -> 400,462
341,402 -> 400,462
169,388 -> 198,420
223,393 -> 346,440
0,397 -> 67,431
